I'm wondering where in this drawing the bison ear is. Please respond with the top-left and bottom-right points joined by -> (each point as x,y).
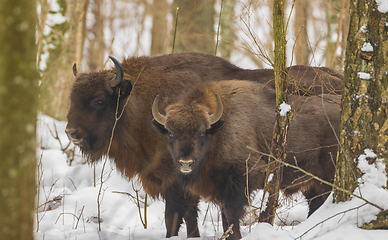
152,119 -> 169,134
208,118 -> 224,135
113,80 -> 133,98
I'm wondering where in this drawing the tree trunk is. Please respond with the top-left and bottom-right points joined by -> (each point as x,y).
151,0 -> 168,55
0,0 -> 38,239
325,0 -> 342,68
258,0 -> 289,225
219,0 -> 236,59
294,0 -> 309,65
87,0 -> 105,71
39,0 -> 88,120
172,0 -> 216,54
333,0 -> 388,227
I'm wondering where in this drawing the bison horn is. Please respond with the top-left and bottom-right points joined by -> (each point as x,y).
108,56 -> 124,88
152,95 -> 166,126
209,93 -> 223,125
72,63 -> 77,77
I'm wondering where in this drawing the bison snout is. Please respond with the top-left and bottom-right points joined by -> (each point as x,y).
178,159 -> 195,174
65,128 -> 82,145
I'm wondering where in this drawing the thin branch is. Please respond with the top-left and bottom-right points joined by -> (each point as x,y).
97,66 -> 145,231
247,146 -> 384,211
294,203 -> 368,240
215,0 -> 224,55
172,7 -> 179,53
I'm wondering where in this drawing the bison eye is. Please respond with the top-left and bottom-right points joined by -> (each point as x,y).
200,131 -> 206,138
93,99 -> 106,109
169,132 -> 174,138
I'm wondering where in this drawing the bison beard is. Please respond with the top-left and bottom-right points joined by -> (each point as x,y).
66,53 -> 342,239
153,80 -> 340,240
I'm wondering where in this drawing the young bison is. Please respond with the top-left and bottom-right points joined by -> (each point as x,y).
152,80 -> 340,239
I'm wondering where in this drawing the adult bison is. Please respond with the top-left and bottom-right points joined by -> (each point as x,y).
65,52 -> 342,238
152,80 -> 340,239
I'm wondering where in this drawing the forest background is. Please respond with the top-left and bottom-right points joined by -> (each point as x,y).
38,0 -> 349,120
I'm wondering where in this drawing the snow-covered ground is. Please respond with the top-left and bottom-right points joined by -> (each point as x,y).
34,114 -> 388,240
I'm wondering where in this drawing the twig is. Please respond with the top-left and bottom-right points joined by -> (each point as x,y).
97,66 -> 145,231
245,153 -> 252,232
172,7 -> 179,53
294,203 -> 368,240
218,224 -> 234,240
112,191 -> 146,205
247,146 -> 384,211
214,0 -> 224,55
132,181 -> 148,229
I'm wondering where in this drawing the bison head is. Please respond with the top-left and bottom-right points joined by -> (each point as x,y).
65,56 -> 132,161
152,94 -> 224,181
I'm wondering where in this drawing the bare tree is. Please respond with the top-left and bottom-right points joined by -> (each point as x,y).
333,0 -> 388,228
87,0 -> 105,71
38,0 -> 89,120
0,0 -> 38,239
258,0 -> 289,225
219,0 -> 236,59
294,0 -> 310,65
172,0 -> 216,53
151,0 -> 168,55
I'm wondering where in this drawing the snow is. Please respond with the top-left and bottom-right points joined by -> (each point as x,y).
279,102 -> 291,116
376,0 -> 388,13
361,42 -> 373,52
357,72 -> 371,80
34,115 -> 388,240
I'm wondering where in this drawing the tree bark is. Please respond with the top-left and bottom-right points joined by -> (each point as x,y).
172,0 -> 216,54
333,0 -> 388,215
219,0 -> 236,59
258,0 -> 289,225
294,0 -> 309,65
87,0 -> 105,71
151,0 -> 168,55
39,0 -> 89,120
0,0 -> 38,238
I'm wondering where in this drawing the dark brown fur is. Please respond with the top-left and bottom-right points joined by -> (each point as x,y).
66,52 -> 342,238
153,80 -> 340,239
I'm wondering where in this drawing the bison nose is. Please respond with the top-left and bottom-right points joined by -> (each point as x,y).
65,128 -> 81,144
178,159 -> 194,174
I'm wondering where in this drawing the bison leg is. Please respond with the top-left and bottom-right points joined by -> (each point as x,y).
164,183 -> 200,238
221,206 -> 243,240
221,191 -> 247,240
184,195 -> 200,237
303,180 -> 332,216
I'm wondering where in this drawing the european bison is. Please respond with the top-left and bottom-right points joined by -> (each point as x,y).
65,52 -> 342,238
152,80 -> 340,239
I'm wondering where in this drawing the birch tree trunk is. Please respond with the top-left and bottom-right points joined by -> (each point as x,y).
0,0 -> 38,238
258,0 -> 290,225
333,0 -> 388,228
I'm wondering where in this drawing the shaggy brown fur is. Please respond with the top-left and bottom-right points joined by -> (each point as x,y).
66,52 -> 342,238
153,80 -> 340,240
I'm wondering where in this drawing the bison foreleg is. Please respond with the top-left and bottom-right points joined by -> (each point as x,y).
303,180 -> 332,216
164,183 -> 200,238
184,195 -> 200,237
